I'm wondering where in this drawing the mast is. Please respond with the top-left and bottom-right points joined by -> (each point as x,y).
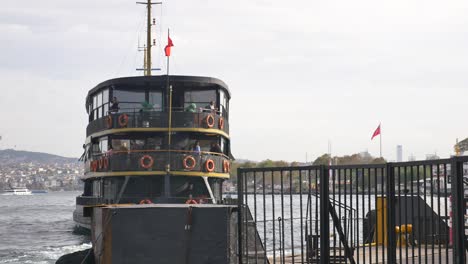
137,1 -> 162,76
146,0 -> 152,75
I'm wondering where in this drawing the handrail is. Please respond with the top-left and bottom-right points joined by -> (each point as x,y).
92,149 -> 229,160
110,109 -> 223,115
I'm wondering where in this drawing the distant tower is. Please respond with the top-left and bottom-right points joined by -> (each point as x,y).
396,145 -> 403,162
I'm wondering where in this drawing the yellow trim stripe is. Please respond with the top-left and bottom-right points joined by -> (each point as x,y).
81,170 -> 230,179
87,127 -> 229,141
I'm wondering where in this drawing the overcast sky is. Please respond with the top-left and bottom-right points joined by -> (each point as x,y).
1,0 -> 467,161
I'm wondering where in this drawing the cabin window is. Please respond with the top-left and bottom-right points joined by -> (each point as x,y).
97,92 -> 102,112
102,89 -> 109,115
89,89 -> 110,121
93,95 -> 98,120
93,180 -> 102,197
91,137 -> 108,156
114,90 -> 146,111
219,90 -> 228,118
184,90 -> 216,110
149,91 -> 163,111
100,138 -> 108,153
111,139 -> 130,151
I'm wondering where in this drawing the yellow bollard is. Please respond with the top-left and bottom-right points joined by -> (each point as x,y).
396,224 -> 413,246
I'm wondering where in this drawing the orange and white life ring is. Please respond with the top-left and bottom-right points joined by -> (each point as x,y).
118,113 -> 129,127
205,159 -> 215,172
103,157 -> 109,169
91,160 -> 98,172
140,155 -> 154,169
205,114 -> 215,128
183,155 -> 196,170
139,199 -> 152,204
218,117 -> 224,130
185,199 -> 198,205
223,160 -> 230,173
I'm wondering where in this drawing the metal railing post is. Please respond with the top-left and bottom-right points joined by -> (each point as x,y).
319,165 -> 330,264
386,163 -> 397,264
451,157 -> 466,264
237,167 -> 244,264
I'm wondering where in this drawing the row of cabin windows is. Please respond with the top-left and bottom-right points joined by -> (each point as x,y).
89,89 -> 109,121
88,88 -> 228,122
87,177 -> 222,203
87,134 -> 229,159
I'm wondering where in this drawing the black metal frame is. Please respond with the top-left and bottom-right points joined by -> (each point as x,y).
237,157 -> 468,264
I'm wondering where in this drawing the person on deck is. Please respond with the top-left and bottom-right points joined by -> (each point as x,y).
204,101 -> 217,113
210,142 -> 222,154
193,141 -> 201,156
184,103 -> 197,127
140,101 -> 153,112
109,97 -> 119,113
140,101 -> 153,127
185,103 -> 197,113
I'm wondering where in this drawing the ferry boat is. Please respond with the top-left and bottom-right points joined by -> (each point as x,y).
73,75 -> 232,230
1,187 -> 32,195
73,3 -> 232,230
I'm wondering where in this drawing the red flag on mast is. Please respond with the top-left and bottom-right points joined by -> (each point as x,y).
165,35 -> 174,57
371,124 -> 381,140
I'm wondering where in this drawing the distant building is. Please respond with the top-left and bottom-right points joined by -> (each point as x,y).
396,145 -> 403,162
408,154 -> 416,161
426,153 -> 440,160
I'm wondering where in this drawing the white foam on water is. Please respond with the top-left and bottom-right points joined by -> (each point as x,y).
39,243 -> 92,261
0,258 -> 20,264
0,243 -> 92,264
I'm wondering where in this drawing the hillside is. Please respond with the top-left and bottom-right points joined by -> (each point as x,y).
0,149 -> 78,165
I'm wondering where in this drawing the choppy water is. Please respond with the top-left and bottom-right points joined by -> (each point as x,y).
0,192 -> 90,264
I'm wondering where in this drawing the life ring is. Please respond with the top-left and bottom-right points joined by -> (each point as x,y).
103,157 -> 109,169
205,159 -> 215,172
106,115 -> 112,129
205,114 -> 215,128
223,160 -> 230,173
183,155 -> 196,170
118,113 -> 129,127
185,199 -> 198,205
139,199 -> 152,204
91,160 -> 98,172
218,117 -> 224,130
140,155 -> 154,169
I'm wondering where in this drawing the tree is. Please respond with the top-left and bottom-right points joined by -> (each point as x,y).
312,154 -> 331,165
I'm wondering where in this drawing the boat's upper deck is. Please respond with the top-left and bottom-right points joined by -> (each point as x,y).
86,75 -> 231,138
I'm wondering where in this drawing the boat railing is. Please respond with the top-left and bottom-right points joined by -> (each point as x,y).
84,149 -> 230,175
86,108 -> 229,136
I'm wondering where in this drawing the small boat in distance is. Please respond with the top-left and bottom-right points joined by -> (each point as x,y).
1,187 -> 32,195
31,190 -> 48,194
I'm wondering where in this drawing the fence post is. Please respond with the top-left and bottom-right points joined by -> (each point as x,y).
319,165 -> 330,264
386,163 -> 397,264
451,157 -> 466,264
237,168 -> 244,264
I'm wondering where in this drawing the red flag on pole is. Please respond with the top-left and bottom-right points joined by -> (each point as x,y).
371,124 -> 381,140
165,35 -> 174,57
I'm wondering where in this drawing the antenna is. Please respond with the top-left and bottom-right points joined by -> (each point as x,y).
136,1 -> 162,76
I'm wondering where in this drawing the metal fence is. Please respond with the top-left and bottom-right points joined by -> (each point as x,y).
237,156 -> 468,263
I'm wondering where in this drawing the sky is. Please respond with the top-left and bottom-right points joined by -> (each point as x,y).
1,0 -> 467,162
